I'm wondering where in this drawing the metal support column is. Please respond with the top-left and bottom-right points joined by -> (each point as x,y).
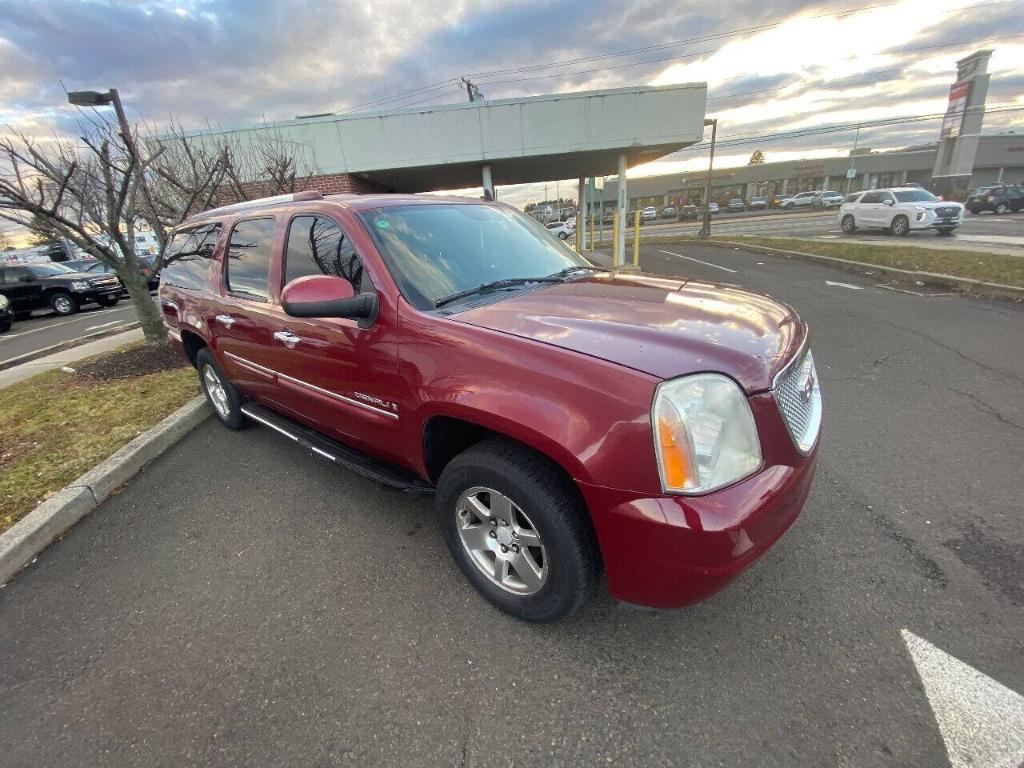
614,154 -> 627,266
576,177 -> 586,253
481,165 -> 495,200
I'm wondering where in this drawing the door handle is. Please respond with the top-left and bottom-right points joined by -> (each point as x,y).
273,330 -> 301,348
215,313 -> 235,329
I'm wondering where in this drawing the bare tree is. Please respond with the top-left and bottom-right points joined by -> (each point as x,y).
0,120 -> 169,344
0,111 -> 314,347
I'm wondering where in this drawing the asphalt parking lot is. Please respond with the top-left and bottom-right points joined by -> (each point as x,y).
0,299 -> 140,366
1,244 -> 1021,767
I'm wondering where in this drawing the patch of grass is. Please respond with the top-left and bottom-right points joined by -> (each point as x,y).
0,347 -> 199,534
634,234 -> 1024,287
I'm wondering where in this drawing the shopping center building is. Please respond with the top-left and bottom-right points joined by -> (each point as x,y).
602,131 -> 1024,212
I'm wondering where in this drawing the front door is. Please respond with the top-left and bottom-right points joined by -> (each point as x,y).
266,213 -> 403,461
0,266 -> 43,311
856,191 -> 884,226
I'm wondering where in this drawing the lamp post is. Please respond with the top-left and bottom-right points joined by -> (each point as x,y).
699,118 -> 718,238
67,89 -> 136,157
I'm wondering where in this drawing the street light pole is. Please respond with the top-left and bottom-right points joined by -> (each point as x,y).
845,124 -> 861,195
699,118 -> 717,237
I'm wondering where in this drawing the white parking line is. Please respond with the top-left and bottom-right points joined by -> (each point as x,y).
85,319 -> 125,331
657,249 -> 738,273
0,305 -> 133,341
825,280 -> 864,290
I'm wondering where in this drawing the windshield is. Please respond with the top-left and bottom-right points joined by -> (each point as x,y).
359,203 -> 590,310
28,263 -> 75,276
893,189 -> 938,203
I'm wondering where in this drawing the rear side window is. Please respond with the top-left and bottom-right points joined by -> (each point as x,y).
226,218 -> 277,301
285,215 -> 367,293
860,192 -> 881,204
162,223 -> 222,290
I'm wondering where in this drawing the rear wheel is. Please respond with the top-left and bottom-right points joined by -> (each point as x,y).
0,319 -> 10,333
196,348 -> 248,430
437,439 -> 599,623
995,202 -> 1008,214
891,215 -> 910,236
49,291 -> 77,316
841,215 -> 857,234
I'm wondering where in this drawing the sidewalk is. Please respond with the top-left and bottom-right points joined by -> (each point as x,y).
0,327 -> 144,389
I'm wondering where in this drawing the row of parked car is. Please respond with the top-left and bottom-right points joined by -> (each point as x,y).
0,255 -> 160,334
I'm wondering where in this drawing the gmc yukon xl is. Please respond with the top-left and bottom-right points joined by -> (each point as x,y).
161,191 -> 822,622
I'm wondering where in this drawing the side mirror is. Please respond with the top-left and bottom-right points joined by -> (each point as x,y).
883,199 -> 895,206
282,275 -> 378,323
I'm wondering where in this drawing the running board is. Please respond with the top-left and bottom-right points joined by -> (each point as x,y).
240,403 -> 434,494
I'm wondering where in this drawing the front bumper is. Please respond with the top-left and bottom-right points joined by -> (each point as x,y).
76,287 -> 122,303
579,391 -> 819,608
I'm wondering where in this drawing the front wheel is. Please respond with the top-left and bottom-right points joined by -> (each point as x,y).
841,215 -> 856,234
49,291 -> 78,316
558,232 -> 569,240
891,215 -> 910,236
196,348 -> 249,430
0,319 -> 10,333
995,203 -> 1008,214
437,439 -> 599,623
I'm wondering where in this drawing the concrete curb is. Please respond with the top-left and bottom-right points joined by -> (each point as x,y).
0,322 -> 141,372
697,240 -> 1024,301
0,396 -> 210,585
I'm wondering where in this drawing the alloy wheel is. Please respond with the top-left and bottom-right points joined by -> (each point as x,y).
53,295 -> 73,314
455,486 -> 548,595
203,364 -> 231,420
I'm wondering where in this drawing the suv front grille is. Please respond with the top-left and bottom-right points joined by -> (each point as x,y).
90,277 -> 119,288
935,206 -> 960,218
773,348 -> 822,454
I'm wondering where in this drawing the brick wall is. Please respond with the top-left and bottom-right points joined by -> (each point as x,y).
236,172 -> 391,200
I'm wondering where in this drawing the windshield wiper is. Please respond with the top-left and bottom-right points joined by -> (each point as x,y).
545,264 -> 604,279
434,277 -> 562,308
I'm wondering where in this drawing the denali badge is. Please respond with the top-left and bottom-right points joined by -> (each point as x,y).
353,392 -> 398,413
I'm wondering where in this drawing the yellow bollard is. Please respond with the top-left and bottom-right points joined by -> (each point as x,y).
632,210 -> 640,267
612,212 -> 619,266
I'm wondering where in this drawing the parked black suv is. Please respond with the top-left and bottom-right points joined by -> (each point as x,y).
0,262 -> 121,317
966,184 -> 1023,214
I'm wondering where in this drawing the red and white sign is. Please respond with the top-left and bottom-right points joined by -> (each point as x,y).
940,82 -> 971,139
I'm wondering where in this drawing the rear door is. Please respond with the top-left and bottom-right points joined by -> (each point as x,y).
211,217 -> 287,406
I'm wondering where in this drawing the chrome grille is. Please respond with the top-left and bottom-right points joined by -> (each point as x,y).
935,206 -> 959,218
91,277 -> 119,287
773,348 -> 822,454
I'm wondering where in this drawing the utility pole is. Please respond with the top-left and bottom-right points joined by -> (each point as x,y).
460,77 -> 483,103
699,118 -> 718,238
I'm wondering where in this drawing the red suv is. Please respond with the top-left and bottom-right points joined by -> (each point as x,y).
160,191 -> 822,622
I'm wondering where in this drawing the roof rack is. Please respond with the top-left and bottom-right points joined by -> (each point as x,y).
193,190 -> 323,219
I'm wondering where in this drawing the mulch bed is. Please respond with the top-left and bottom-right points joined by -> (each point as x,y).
74,344 -> 189,381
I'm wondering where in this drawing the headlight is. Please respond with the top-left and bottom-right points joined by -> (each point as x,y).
71,280 -> 90,291
0,294 -> 8,310
652,373 -> 762,494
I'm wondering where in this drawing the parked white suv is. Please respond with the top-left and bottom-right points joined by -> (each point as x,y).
839,187 -> 964,236
545,221 -> 574,240
641,206 -> 658,223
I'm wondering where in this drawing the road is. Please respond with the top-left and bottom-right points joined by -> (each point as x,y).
612,208 -> 1024,254
1,245 -> 1022,767
0,300 -> 139,366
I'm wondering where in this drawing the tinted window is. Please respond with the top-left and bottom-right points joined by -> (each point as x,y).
860,192 -> 882,204
162,223 -> 222,291
226,218 -> 276,301
2,266 -> 29,283
285,215 -> 367,292
894,189 -> 938,203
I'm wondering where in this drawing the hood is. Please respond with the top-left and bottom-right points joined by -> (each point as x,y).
40,271 -> 94,281
456,273 -> 805,393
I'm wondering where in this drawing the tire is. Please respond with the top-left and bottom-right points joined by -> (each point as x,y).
0,320 -> 10,333
196,348 -> 249,430
995,203 -> 1008,214
437,439 -> 599,623
96,295 -> 119,307
49,291 -> 77,316
841,215 -> 856,234
558,232 -> 569,240
891,215 -> 910,236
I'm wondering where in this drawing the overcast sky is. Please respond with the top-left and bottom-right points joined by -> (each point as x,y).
1,0 -> 1023,212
